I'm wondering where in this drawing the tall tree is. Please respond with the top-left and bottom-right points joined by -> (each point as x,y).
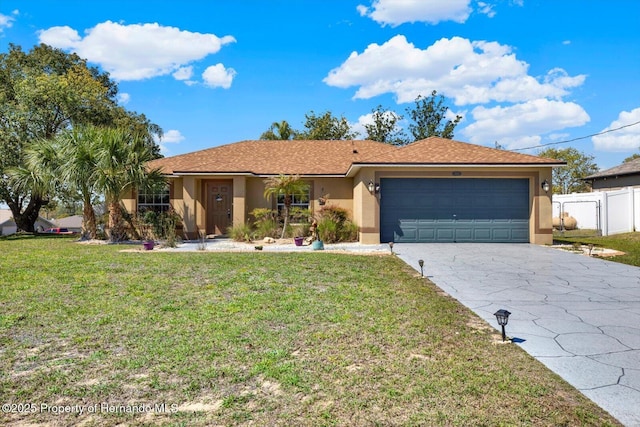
295,110 -> 358,140
93,127 -> 165,242
263,174 -> 309,239
364,105 -> 407,145
406,90 -> 462,142
0,43 -> 162,231
58,125 -> 102,239
112,108 -> 164,159
538,147 -> 599,194
6,138 -> 62,228
260,120 -> 295,140
0,44 -> 111,231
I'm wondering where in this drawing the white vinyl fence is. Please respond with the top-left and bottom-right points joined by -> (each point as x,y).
552,187 -> 640,236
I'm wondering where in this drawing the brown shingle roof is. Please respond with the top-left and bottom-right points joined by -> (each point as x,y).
149,137 -> 563,176
149,140 -> 397,175
583,158 -> 640,179
358,137 -> 564,165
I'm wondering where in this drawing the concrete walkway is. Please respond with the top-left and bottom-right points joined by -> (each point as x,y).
394,243 -> 640,427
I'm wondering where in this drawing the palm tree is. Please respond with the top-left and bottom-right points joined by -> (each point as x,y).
6,138 -> 62,230
263,174 -> 309,239
93,127 -> 165,242
260,120 -> 295,140
58,125 -> 101,239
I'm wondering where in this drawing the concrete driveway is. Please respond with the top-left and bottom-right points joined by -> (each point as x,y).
394,243 -> 640,427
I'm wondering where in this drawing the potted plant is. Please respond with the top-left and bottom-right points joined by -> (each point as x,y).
293,225 -> 306,246
140,211 -> 157,250
309,218 -> 324,250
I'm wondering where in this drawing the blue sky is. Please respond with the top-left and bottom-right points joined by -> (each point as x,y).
1,0 -> 639,169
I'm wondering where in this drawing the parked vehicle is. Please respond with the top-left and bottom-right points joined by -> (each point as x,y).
43,227 -> 75,235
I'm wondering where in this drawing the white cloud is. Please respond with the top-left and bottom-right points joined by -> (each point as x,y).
324,35 -> 591,148
477,2 -> 496,18
117,92 -> 130,105
0,9 -> 18,32
592,108 -> 640,152
155,129 -> 185,155
38,21 -> 235,81
173,66 -> 193,81
462,99 -> 590,149
324,36 -> 586,106
202,63 -> 236,89
358,0 -> 472,26
351,112 -> 379,138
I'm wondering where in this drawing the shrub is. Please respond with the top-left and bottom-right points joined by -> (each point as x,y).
228,223 -> 253,242
250,208 -> 280,239
134,209 -> 182,247
292,223 -> 311,238
316,204 -> 359,243
289,207 -> 311,224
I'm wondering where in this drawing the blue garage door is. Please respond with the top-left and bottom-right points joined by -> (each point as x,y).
380,178 -> 530,243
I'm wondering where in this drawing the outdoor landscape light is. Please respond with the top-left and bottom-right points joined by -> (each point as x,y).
541,179 -> 550,193
418,259 -> 424,277
388,242 -> 394,253
494,309 -> 511,342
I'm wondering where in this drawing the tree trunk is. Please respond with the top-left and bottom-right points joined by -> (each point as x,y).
107,201 -> 125,242
280,204 -> 289,239
7,196 -> 44,233
82,195 -> 98,240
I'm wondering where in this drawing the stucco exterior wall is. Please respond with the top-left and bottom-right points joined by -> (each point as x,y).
182,176 -> 200,239
309,177 -> 353,214
352,170 -> 379,244
120,187 -> 136,215
232,176 -> 247,226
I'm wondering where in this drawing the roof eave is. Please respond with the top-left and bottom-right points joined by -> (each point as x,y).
168,171 -> 348,178
583,171 -> 640,180
347,162 -> 565,176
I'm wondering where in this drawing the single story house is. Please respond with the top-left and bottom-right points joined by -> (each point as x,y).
122,137 -> 564,245
54,215 -> 84,234
583,158 -> 640,191
0,209 -> 56,235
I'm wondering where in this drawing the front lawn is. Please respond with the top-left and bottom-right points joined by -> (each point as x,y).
554,231 -> 640,267
0,237 -> 620,426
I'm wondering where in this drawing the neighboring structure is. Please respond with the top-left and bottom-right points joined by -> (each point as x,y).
54,215 -> 83,234
583,158 -> 640,191
0,209 -> 56,235
122,137 -> 564,244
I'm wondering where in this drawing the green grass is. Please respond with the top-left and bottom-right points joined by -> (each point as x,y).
0,236 -> 621,426
554,230 -> 640,267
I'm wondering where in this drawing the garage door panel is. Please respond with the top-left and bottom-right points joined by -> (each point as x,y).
473,229 -> 492,240
436,228 -> 454,241
418,228 -> 436,240
455,228 -> 473,240
492,229 -> 511,240
380,178 -> 529,243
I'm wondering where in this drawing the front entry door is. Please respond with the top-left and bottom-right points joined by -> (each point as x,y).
206,181 -> 232,235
